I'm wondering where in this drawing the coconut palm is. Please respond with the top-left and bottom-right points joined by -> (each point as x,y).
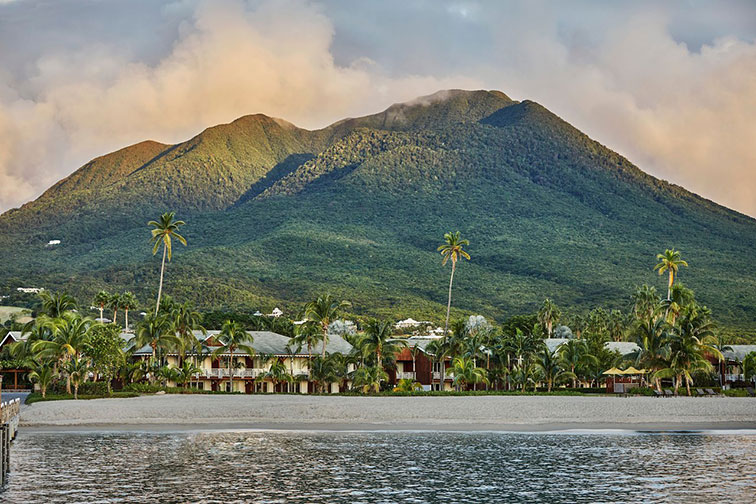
32,312 -> 96,394
263,359 -> 292,393
302,294 -> 351,359
212,320 -> 255,393
170,301 -> 205,358
64,356 -> 90,399
132,312 -> 179,368
559,339 -> 597,387
511,363 -> 537,392
535,346 -> 575,392
361,319 -> 407,371
629,317 -> 670,392
174,360 -> 202,387
120,292 -> 139,332
352,365 -> 387,394
148,212 -> 187,316
654,249 -> 688,300
607,310 -> 626,342
309,355 -> 336,393
449,356 -> 487,391
437,231 -> 470,336
28,362 -> 56,398
38,290 -> 77,318
538,299 -> 561,338
93,291 -> 110,322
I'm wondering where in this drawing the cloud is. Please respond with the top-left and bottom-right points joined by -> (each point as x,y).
0,0 -> 754,217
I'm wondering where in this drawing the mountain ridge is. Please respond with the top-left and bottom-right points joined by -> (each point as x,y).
1,89 -> 755,327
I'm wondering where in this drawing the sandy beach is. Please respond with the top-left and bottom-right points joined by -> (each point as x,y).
19,394 -> 756,432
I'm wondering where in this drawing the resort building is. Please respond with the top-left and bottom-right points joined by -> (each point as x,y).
389,337 -> 454,391
124,330 -> 355,394
0,331 -> 30,390
719,345 -> 756,385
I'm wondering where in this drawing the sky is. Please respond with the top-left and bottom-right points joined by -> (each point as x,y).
0,0 -> 755,216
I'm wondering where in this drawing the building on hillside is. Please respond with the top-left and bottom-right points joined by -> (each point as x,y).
16,287 -> 42,294
269,308 -> 283,318
394,318 -> 432,330
123,330 -> 355,394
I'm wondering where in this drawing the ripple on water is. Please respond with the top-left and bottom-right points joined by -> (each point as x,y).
2,431 -> 755,503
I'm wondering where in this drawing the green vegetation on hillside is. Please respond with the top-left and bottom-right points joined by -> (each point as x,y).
0,89 -> 755,332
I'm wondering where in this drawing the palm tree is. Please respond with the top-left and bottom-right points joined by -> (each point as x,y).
709,333 -> 733,387
743,352 -> 756,385
535,346 -> 575,392
132,312 -> 178,368
449,356 -> 486,391
538,299 -> 561,338
654,249 -> 688,300
213,320 -> 255,393
352,366 -> 387,394
629,317 -> 670,392
559,339 -> 597,388
175,360 -> 202,388
607,310 -> 625,342
170,301 -> 205,359
28,362 -> 56,398
437,231 -> 470,336
362,319 -> 407,372
394,378 -> 423,393
309,355 -> 336,393
632,284 -> 661,323
263,359 -> 292,393
93,291 -> 110,322
120,292 -> 139,332
33,312 -> 95,394
38,290 -> 77,318
65,356 -> 90,399
148,212 -> 187,315
302,294 -> 351,359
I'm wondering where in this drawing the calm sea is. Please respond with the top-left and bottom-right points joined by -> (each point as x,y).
3,430 -> 755,503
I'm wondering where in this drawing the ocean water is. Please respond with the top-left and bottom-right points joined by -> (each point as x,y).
3,430 -> 755,503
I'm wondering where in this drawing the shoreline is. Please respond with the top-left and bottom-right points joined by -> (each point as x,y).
21,421 -> 756,434
20,394 -> 756,434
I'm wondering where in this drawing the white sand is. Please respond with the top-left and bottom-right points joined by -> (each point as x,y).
19,394 -> 756,432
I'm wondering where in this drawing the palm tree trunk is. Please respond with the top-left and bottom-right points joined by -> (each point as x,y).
99,306 -> 104,321
321,325 -> 328,360
444,261 -> 456,336
667,271 -> 673,300
228,355 -> 233,393
155,245 -> 167,316
125,309 -> 129,332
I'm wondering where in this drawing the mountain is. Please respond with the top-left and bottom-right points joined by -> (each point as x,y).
1,89 -> 755,328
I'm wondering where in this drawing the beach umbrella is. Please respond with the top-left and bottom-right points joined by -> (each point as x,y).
602,367 -> 623,375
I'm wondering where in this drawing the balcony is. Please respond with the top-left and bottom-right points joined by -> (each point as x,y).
432,371 -> 452,381
194,368 -> 265,379
724,373 -> 744,382
396,372 -> 416,380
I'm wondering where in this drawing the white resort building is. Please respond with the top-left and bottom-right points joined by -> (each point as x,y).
123,330 -> 355,394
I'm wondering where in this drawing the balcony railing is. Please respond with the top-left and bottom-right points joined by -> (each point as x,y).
396,372 -> 416,380
194,368 -> 266,379
725,373 -> 744,382
432,371 -> 452,380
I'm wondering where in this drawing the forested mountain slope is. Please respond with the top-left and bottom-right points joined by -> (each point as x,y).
1,90 -> 754,327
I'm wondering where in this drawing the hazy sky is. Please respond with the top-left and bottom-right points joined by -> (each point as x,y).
1,0 -> 755,215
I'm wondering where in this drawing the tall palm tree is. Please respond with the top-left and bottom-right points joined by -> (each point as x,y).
213,320 -> 255,393
93,291 -> 110,322
170,301 -> 205,359
148,212 -> 187,315
120,291 -> 139,332
538,299 -> 561,338
654,249 -> 688,300
292,321 -> 323,375
437,231 -> 470,337
302,294 -> 351,359
629,317 -> 670,392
